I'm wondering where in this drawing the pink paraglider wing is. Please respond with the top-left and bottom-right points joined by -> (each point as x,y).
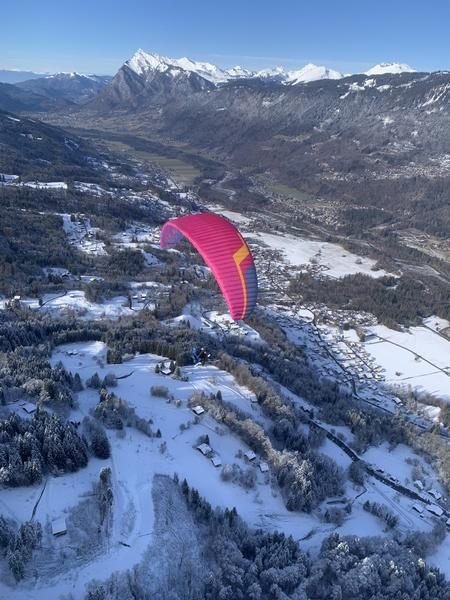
160,213 -> 257,320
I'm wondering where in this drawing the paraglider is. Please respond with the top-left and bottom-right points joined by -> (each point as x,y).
160,213 -> 257,320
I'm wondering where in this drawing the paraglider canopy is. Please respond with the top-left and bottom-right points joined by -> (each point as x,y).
160,213 -> 257,320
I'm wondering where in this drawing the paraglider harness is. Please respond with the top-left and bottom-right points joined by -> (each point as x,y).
192,346 -> 211,366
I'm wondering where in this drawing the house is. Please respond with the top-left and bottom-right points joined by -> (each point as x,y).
192,405 -> 205,416
21,402 -> 36,414
428,488 -> 442,501
244,450 -> 256,462
51,517 -> 67,537
414,480 -> 424,491
259,462 -> 269,473
426,504 -> 444,517
196,443 -> 212,456
412,504 -> 424,514
211,455 -> 222,468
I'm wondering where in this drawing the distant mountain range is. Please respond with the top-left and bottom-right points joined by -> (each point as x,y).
0,49 -> 414,110
116,49 -> 417,86
0,81 -> 73,112
17,72 -> 112,104
0,69 -> 48,84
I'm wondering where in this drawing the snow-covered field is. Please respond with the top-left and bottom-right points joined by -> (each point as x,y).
249,230 -> 389,278
0,290 -> 155,320
364,324 -> 450,401
24,182 -> 68,190
2,339 -> 444,598
62,214 -> 107,256
165,304 -> 262,342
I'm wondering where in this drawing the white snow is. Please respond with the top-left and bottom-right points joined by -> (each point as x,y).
249,231 -> 389,278
62,214 -> 107,256
0,173 -> 19,184
365,63 -> 415,75
363,324 -> 450,401
23,181 -> 68,190
286,64 -> 343,84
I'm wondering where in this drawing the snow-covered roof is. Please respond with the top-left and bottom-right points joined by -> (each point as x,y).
428,488 -> 442,500
192,405 -> 205,416
22,402 -> 36,414
211,455 -> 222,467
259,462 -> 269,473
426,504 -> 444,517
244,450 -> 256,461
51,517 -> 67,536
412,503 -> 424,514
196,443 -> 212,456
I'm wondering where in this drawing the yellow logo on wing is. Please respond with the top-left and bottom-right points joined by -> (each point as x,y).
233,243 -> 250,319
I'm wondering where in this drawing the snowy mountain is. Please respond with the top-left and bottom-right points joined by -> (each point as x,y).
286,63 -> 343,84
365,62 -> 416,75
18,72 -> 112,104
123,49 -> 345,86
126,49 -> 228,84
254,67 -> 287,82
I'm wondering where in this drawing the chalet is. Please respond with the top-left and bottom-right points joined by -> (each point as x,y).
426,504 -> 444,517
259,462 -> 269,473
196,443 -> 212,456
51,517 -> 67,537
21,402 -> 36,414
428,488 -> 442,501
211,455 -> 222,468
244,450 -> 256,462
191,405 -> 205,416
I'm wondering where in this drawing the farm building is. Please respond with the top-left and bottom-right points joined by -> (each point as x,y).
211,455 -> 222,468
196,443 -> 212,456
428,488 -> 442,501
51,517 -> 67,537
426,504 -> 444,517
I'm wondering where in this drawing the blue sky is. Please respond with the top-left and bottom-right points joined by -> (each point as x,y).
2,0 -> 449,74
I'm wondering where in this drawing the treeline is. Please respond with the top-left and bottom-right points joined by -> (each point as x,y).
85,475 -> 450,600
189,390 -> 344,512
363,500 -> 398,529
92,388 -> 158,438
218,334 -> 404,455
0,205 -> 85,293
0,409 -> 88,486
289,272 -> 450,326
0,517 -> 42,582
0,346 -> 79,409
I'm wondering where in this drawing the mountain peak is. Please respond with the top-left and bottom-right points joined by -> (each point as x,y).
365,62 -> 416,75
286,63 -> 343,84
126,49 -> 171,75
